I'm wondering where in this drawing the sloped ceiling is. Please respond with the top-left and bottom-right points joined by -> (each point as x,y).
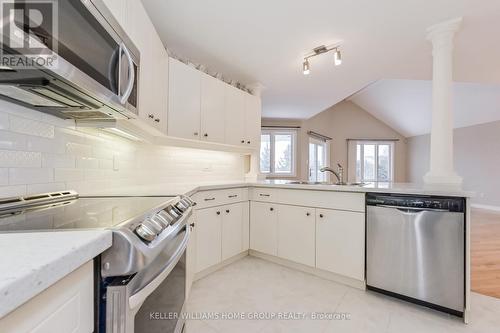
142,0 -> 500,119
349,80 -> 500,137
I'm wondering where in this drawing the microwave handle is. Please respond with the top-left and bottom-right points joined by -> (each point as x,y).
128,224 -> 190,311
119,42 -> 135,104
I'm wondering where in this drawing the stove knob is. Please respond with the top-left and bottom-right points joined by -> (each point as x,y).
158,210 -> 174,225
144,218 -> 163,234
167,207 -> 180,219
175,202 -> 187,212
153,212 -> 170,227
182,198 -> 193,207
135,224 -> 156,242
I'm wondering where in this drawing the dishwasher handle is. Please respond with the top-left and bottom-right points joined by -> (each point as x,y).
377,204 -> 449,213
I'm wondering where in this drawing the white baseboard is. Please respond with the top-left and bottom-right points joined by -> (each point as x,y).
249,250 -> 366,290
471,204 -> 500,212
194,251 -> 249,281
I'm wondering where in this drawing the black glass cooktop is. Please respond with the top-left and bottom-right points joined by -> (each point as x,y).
0,196 -> 176,232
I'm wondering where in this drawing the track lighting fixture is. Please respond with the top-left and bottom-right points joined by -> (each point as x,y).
302,43 -> 342,75
303,59 -> 310,75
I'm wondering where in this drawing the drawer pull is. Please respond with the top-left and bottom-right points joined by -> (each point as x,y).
270,207 -> 274,211
228,195 -> 238,198
306,212 -> 311,216
319,214 -> 324,218
259,194 -> 270,197
226,209 -> 230,213
216,211 -> 221,215
204,198 -> 216,201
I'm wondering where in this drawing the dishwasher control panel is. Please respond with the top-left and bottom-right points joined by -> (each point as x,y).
366,193 -> 465,212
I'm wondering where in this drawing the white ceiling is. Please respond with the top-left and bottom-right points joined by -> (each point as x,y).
142,0 -> 500,119
349,79 -> 500,137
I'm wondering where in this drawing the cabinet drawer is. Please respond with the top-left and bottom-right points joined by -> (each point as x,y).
279,189 -> 365,212
192,188 -> 247,209
250,187 -> 279,202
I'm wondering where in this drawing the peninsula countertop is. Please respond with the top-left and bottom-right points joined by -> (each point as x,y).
0,230 -> 112,318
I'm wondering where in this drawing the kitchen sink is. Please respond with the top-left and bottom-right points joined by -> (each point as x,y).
288,181 -> 367,186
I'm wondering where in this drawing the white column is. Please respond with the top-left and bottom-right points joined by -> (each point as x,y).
423,17 -> 463,185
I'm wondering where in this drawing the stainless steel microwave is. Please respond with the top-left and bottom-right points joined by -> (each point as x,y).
0,0 -> 140,120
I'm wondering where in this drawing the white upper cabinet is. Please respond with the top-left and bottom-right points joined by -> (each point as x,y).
168,58 -> 201,140
105,0 -> 168,132
200,73 -> 226,143
224,86 -> 246,146
244,94 -> 261,149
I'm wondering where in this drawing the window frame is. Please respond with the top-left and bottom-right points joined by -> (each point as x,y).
260,128 -> 297,177
356,141 -> 395,182
308,137 -> 330,182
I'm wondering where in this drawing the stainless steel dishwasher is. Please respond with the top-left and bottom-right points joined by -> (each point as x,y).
366,193 -> 465,316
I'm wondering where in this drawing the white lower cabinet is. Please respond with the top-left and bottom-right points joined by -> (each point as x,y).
0,261 -> 94,333
316,208 -> 365,281
277,204 -> 315,267
221,202 -> 244,260
250,201 -> 278,256
195,207 -> 222,273
194,201 -> 248,274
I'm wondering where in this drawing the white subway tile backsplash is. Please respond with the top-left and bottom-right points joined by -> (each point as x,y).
42,153 -> 75,168
9,115 -> 55,138
54,168 -> 84,182
27,182 -> 66,194
76,157 -> 99,169
0,102 -> 246,198
0,168 -> 8,185
9,168 -> 54,185
66,142 -> 92,156
0,130 -> 27,150
0,185 -> 27,197
0,150 -> 41,168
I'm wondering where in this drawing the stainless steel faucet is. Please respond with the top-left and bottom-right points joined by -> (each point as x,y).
320,164 -> 345,184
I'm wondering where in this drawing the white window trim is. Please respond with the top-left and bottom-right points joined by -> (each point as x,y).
308,137 -> 330,182
356,141 -> 395,182
261,129 -> 297,177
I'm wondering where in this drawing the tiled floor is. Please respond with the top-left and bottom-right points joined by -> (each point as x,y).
185,256 -> 500,333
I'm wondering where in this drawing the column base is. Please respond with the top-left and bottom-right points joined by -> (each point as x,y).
423,171 -> 463,185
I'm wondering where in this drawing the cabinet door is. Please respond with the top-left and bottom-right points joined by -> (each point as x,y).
244,94 -> 262,148
250,201 -> 278,256
195,207 -> 222,273
277,204 -> 315,267
148,36 -> 168,133
102,0 -> 125,25
201,73 -> 226,143
168,58 -> 201,140
224,86 -> 246,146
221,203 -> 244,260
316,209 -> 365,280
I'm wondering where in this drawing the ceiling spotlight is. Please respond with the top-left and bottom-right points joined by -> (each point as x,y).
334,48 -> 342,66
301,42 -> 343,75
303,59 -> 310,75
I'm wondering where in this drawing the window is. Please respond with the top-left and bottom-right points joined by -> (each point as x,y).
260,129 -> 297,177
309,137 -> 329,182
356,141 -> 394,182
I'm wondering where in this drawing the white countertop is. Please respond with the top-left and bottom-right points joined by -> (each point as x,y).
84,180 -> 474,198
0,230 -> 112,318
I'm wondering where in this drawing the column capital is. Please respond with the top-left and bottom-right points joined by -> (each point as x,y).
426,17 -> 463,42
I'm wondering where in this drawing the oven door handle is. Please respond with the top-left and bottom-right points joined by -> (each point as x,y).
128,224 -> 190,311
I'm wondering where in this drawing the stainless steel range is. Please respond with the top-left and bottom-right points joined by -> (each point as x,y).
0,190 -> 195,333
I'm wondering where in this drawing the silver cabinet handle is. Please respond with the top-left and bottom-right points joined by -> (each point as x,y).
259,194 -> 270,197
119,42 -> 135,104
228,195 -> 238,198
204,198 -> 216,201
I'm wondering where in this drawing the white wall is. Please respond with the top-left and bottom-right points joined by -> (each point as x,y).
263,101 -> 407,182
0,100 -> 246,197
407,120 -> 500,207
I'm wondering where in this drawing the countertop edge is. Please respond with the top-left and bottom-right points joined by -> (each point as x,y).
0,230 -> 112,319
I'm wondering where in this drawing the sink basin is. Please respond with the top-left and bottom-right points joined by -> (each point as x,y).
288,181 -> 367,187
